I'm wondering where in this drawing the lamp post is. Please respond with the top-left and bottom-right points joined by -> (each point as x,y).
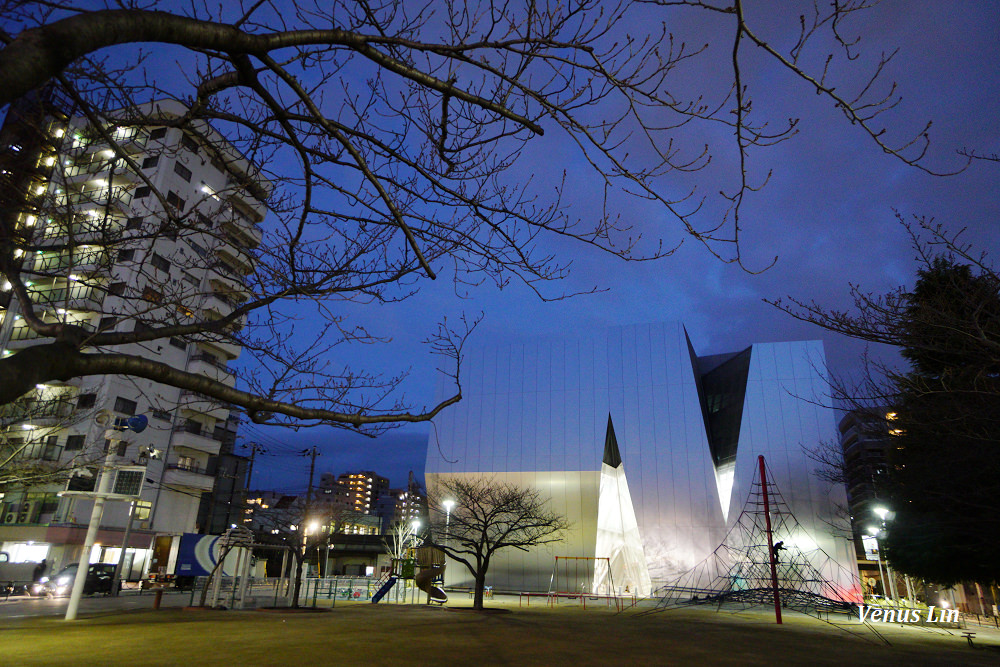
442,499 -> 455,546
864,529 -> 890,603
872,507 -> 901,605
410,518 -> 421,548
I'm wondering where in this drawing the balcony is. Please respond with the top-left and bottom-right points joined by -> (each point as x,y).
171,422 -> 223,456
7,319 -> 95,348
224,185 -> 267,223
164,463 -> 215,492
209,260 -> 248,289
54,185 -> 133,212
221,216 -> 263,250
188,353 -> 235,385
29,284 -> 104,313
0,398 -> 74,425
33,250 -> 110,276
215,241 -> 254,274
179,390 -> 232,421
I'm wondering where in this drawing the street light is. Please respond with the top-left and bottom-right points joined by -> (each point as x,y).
871,507 -> 901,605
864,528 -> 891,604
442,499 -> 455,541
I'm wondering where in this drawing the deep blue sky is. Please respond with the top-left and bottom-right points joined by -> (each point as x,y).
247,1 -> 1000,492
42,1 -> 988,493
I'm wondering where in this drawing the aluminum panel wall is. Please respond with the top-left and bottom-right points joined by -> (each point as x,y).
427,325 -> 857,594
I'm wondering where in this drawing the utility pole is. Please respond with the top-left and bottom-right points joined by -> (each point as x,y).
305,446 -> 318,510
303,447 -> 318,575
244,442 -> 265,491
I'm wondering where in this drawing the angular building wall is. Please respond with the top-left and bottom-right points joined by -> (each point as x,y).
426,323 -> 857,595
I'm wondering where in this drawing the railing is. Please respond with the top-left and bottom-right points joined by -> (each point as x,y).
41,223 -> 109,240
8,320 -> 96,341
33,253 -> 109,272
54,185 -> 133,208
29,284 -> 103,306
173,422 -> 225,441
0,399 -> 74,421
209,260 -> 248,285
166,462 -> 211,476
189,353 -> 232,373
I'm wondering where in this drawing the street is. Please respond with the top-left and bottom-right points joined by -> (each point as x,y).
0,589 -> 195,619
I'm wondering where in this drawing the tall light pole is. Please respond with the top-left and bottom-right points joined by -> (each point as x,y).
872,507 -> 900,605
442,499 -> 455,546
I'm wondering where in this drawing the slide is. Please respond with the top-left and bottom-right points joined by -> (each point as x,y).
415,564 -> 448,604
371,575 -> 397,603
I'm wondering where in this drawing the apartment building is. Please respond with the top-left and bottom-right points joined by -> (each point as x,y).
319,471 -> 389,516
0,91 -> 266,577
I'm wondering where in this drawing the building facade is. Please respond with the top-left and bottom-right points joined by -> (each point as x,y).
426,322 -> 859,596
0,94 -> 265,577
319,470 -> 389,516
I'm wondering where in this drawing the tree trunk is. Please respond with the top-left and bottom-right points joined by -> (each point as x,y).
473,572 -> 486,610
290,553 -> 305,608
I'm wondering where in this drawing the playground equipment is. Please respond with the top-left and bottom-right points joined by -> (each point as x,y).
371,575 -> 398,603
415,563 -> 447,603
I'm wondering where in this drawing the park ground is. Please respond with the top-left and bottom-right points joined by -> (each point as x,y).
2,594 -> 999,666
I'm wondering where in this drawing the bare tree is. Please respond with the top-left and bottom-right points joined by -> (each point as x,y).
427,477 -> 568,610
251,495 -> 327,607
0,1 -> 963,431
383,518 -> 424,562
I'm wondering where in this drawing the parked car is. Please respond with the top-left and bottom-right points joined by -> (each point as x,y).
39,563 -> 116,597
0,552 -> 40,596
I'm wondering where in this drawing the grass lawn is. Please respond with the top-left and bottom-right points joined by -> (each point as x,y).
2,599 -> 996,666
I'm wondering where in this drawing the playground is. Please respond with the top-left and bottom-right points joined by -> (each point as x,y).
2,594 -> 998,666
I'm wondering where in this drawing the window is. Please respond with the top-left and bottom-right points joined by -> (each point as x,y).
114,397 -> 137,415
108,282 -> 127,296
118,248 -> 136,262
134,186 -> 151,199
42,436 -> 60,461
151,409 -> 171,422
65,435 -> 85,451
177,455 -> 196,470
188,241 -> 207,258
166,190 -> 186,211
150,253 -> 170,272
197,212 -> 214,228
76,393 -> 97,409
98,316 -> 118,331
181,135 -> 198,152
142,286 -> 163,303
149,128 -> 167,140
104,439 -> 128,456
168,337 -> 186,350
173,163 -> 192,182
134,501 -> 152,521
126,216 -> 143,230
182,271 -> 199,286
141,155 -> 159,169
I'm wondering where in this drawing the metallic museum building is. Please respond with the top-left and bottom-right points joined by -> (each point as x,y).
426,322 -> 858,596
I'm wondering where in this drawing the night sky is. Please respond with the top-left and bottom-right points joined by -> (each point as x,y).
102,2 -> 1000,493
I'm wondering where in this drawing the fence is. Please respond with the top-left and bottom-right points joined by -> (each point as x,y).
185,576 -> 391,609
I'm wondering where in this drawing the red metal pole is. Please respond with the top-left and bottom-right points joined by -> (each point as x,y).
759,455 -> 782,624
